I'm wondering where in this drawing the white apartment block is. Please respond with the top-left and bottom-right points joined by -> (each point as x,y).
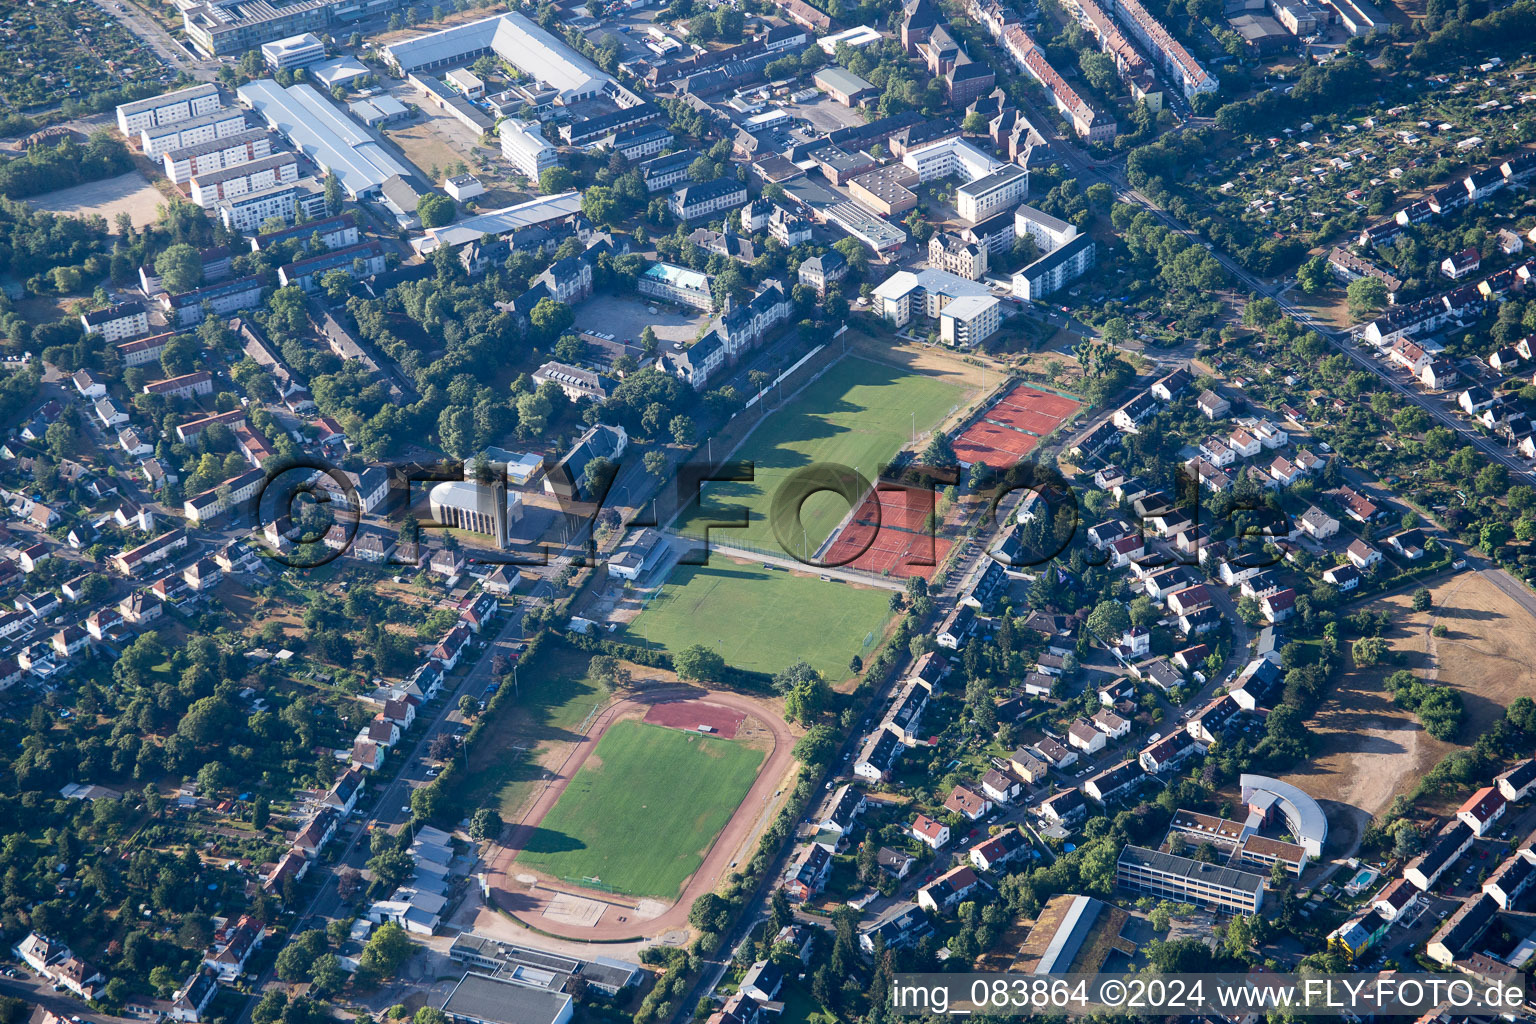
262,32 -> 326,70
140,107 -> 249,158
162,128 -> 272,184
80,302 -> 149,342
902,136 -> 1003,183
190,153 -> 300,208
873,267 -> 989,327
939,294 -> 1001,348
1014,203 -> 1078,253
1012,234 -> 1096,301
217,179 -> 327,232
117,83 -> 223,136
956,165 -> 1028,223
499,120 -> 559,181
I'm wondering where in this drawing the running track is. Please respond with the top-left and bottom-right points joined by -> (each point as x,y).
480,686 -> 795,940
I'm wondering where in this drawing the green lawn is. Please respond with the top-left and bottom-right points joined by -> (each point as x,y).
456,641 -> 610,820
621,559 -> 892,678
677,356 -> 965,553
516,720 -> 764,898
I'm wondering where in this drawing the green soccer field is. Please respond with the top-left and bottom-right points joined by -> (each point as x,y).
621,558 -> 893,677
516,720 -> 765,898
676,355 -> 966,553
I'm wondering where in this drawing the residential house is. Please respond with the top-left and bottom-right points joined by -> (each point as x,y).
910,814 -> 950,849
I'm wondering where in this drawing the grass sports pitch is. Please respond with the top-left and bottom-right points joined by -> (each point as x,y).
516,720 -> 765,898
676,355 -> 966,553
621,558 -> 893,677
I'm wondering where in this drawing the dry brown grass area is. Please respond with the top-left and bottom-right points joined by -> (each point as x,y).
1282,571 -> 1536,852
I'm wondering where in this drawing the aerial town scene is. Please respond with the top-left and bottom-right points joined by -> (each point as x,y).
2,0 -> 1536,1017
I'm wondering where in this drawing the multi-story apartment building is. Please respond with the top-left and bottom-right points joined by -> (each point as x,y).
189,153 -> 299,207
162,128 -> 271,184
956,165 -> 1028,223
668,178 -> 748,221
217,179 -> 327,231
1116,845 -> 1265,914
116,83 -> 224,136
1012,234 -> 1096,300
1014,203 -> 1079,253
139,107 -> 249,158
276,241 -> 388,292
1108,0 -> 1217,99
939,294 -> 1001,348
499,120 -> 559,181
162,275 -> 266,328
929,233 -> 988,280
80,302 -> 149,342
873,267 -> 992,328
1002,26 -> 1116,141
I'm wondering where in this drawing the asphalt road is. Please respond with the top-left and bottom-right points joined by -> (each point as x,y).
87,0 -> 219,79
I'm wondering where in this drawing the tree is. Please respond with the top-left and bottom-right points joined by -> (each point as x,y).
356,922 -> 415,987
469,808 -> 502,841
669,413 -> 696,445
581,185 -> 618,225
154,243 -> 203,294
459,694 -> 479,717
275,930 -> 328,981
674,644 -> 725,681
1085,600 -> 1130,643
1346,277 -> 1388,320
961,110 -> 988,133
539,166 -> 577,193
309,953 -> 345,997
1297,254 -> 1329,294
1352,636 -> 1389,667
196,760 -> 229,797
528,297 -> 573,343
644,450 -> 667,477
1411,587 -> 1431,612
324,172 -> 344,214
1224,913 -> 1253,958
417,193 -> 455,228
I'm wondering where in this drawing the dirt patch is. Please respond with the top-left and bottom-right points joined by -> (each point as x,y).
643,699 -> 747,738
1282,570 -> 1536,841
29,170 -> 164,229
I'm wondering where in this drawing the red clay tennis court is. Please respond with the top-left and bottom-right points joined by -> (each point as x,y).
1002,385 -> 1080,420
986,405 -> 1071,436
954,422 -> 1039,468
953,383 -> 1078,469
642,700 -> 745,738
830,531 -> 952,579
823,488 -> 951,579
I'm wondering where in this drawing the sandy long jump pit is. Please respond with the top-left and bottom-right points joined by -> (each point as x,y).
542,891 -> 607,928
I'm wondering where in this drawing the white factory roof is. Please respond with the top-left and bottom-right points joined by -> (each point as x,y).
416,191 -> 583,251
382,12 -> 610,99
309,56 -> 371,89
237,79 -> 415,198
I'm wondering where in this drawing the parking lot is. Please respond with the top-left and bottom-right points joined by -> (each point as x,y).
791,94 -> 868,134
573,292 -> 712,350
